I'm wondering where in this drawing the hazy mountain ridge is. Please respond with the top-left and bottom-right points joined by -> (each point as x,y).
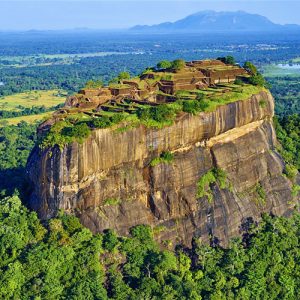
131,10 -> 300,32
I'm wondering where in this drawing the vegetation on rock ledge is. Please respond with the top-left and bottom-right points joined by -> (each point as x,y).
150,151 -> 174,167
40,84 -> 265,150
197,168 -> 232,203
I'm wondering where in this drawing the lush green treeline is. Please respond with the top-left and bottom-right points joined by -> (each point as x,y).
275,114 -> 300,172
0,122 -> 37,196
1,194 -> 300,300
268,76 -> 300,117
0,104 -> 62,119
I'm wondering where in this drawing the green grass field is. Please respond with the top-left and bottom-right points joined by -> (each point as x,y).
1,112 -> 53,125
0,90 -> 66,111
261,64 -> 300,77
0,52 -> 131,69
203,84 -> 265,112
0,89 -> 66,126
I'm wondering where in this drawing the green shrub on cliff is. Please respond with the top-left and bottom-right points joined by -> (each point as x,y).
62,122 -> 91,142
249,73 -> 267,87
172,59 -> 185,71
292,185 -> 300,198
255,183 -> 267,206
156,60 -> 172,70
84,79 -> 103,89
197,168 -> 231,202
103,198 -> 121,206
118,71 -> 131,81
137,104 -> 178,127
285,164 -> 298,181
197,170 -> 217,203
40,120 -> 70,149
182,99 -> 209,114
243,61 -> 258,75
243,61 -> 270,88
259,99 -> 267,108
92,113 -> 126,129
150,151 -> 174,167
91,116 -> 112,128
40,121 -> 91,149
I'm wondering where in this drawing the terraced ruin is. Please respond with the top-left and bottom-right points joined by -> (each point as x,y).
65,59 -> 248,111
38,59 -> 257,147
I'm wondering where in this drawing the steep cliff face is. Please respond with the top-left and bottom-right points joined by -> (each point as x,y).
27,90 -> 298,246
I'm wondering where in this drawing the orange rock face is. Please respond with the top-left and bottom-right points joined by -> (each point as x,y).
26,90 -> 299,246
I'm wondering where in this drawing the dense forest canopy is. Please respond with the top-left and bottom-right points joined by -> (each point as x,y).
1,194 -> 300,299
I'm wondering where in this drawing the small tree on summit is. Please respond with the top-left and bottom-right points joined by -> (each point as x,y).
248,73 -> 267,87
118,71 -> 131,80
225,56 -> 236,65
217,56 -> 236,65
172,59 -> 185,71
85,79 -> 103,89
243,61 -> 267,87
243,61 -> 258,75
157,60 -> 172,70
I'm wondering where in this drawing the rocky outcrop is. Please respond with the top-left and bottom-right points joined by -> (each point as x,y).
27,90 -> 298,246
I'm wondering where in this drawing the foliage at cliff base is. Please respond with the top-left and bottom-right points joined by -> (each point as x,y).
1,194 -> 300,300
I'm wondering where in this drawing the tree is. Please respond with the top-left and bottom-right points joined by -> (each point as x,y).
118,71 -> 131,81
84,79 -> 103,89
91,116 -> 112,128
137,104 -> 177,123
172,59 -> 185,71
130,224 -> 153,243
0,122 -> 37,195
1,194 -> 300,298
248,73 -> 266,87
217,56 -> 236,65
243,61 -> 258,75
102,229 -> 119,252
225,56 -> 236,65
61,123 -> 91,143
157,60 -> 172,70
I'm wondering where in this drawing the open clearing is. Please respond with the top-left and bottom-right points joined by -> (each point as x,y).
0,90 -> 66,111
1,112 -> 53,125
262,64 -> 300,77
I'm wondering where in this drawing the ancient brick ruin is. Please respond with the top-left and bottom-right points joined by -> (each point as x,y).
64,59 -> 248,112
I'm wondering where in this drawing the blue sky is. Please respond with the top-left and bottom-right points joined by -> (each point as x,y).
0,1 -> 299,30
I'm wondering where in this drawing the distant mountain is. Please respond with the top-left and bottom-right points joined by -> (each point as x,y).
130,10 -> 300,33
